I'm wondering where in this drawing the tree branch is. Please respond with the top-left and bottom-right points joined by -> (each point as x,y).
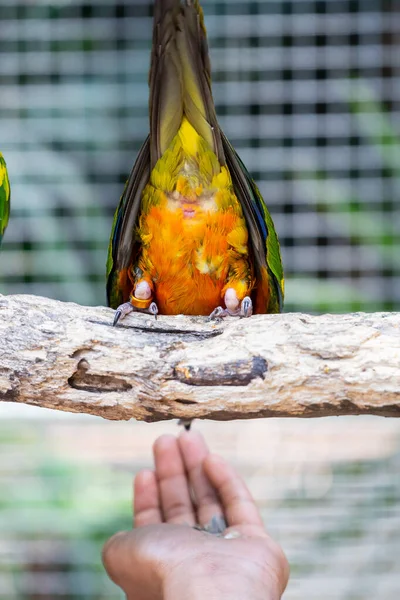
0,294 -> 399,421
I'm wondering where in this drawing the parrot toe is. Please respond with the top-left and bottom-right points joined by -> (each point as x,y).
147,302 -> 159,318
113,302 -> 134,326
134,280 -> 152,299
224,287 -> 240,312
240,296 -> 253,318
209,293 -> 253,320
113,300 -> 159,326
208,306 -> 229,320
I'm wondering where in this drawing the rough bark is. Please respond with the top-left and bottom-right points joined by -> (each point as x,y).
0,294 -> 399,421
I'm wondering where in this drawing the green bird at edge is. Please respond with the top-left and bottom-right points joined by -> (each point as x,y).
0,153 -> 10,244
107,0 -> 284,325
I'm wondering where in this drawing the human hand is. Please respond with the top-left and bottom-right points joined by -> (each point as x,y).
102,430 -> 289,600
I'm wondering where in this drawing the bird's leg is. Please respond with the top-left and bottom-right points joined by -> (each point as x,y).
113,280 -> 158,326
209,288 -> 253,320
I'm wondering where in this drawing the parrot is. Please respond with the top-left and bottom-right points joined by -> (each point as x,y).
0,153 -> 10,244
107,0 -> 284,325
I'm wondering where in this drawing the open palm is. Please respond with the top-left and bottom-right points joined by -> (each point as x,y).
103,431 -> 289,600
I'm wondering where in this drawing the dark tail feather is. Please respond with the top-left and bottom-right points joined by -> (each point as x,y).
149,0 -> 224,167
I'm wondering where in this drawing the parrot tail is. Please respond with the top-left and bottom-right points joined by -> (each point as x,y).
149,0 -> 224,168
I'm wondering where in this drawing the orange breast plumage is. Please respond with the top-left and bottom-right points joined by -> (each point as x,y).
137,201 -> 253,315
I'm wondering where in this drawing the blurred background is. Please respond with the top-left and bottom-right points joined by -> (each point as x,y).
0,0 -> 399,598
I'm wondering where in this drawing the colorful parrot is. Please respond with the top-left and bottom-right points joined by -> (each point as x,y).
107,0 -> 284,325
0,153 -> 10,244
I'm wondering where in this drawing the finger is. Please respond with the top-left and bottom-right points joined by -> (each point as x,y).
134,469 -> 163,527
178,430 -> 224,528
153,434 -> 196,525
204,454 -> 264,528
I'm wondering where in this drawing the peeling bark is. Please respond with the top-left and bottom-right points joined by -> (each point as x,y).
0,294 -> 399,421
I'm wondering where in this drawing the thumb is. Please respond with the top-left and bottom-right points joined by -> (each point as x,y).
102,526 -> 181,597
102,531 -> 141,591
102,529 -> 160,597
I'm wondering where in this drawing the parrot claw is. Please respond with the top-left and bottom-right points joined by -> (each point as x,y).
113,311 -> 122,327
240,296 -> 253,318
208,306 -> 229,321
147,302 -> 159,320
209,296 -> 253,320
113,301 -> 159,326
113,302 -> 134,326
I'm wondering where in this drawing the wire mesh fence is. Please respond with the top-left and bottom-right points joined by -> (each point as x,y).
0,0 -> 399,311
0,1 -> 399,599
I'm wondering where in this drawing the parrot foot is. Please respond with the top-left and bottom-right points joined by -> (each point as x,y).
209,296 -> 253,320
240,296 -> 253,318
113,301 -> 159,326
208,306 -> 229,320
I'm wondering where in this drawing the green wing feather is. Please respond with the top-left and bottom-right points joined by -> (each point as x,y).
106,137 -> 150,308
0,153 -> 10,244
220,131 -> 284,313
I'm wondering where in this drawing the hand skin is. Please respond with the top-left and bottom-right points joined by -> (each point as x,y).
102,431 -> 289,600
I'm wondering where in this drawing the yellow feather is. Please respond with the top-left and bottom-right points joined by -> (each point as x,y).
178,117 -> 200,156
227,225 -> 248,254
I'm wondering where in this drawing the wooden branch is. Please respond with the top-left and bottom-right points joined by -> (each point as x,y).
0,294 -> 399,421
